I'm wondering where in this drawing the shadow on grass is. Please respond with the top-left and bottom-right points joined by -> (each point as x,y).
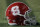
0,23 -> 8,27
0,23 -> 40,27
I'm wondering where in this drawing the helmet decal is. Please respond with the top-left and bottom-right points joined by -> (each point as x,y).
11,6 -> 20,16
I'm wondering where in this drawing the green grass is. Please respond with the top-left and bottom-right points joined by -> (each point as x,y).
0,23 -> 40,27
0,0 -> 40,27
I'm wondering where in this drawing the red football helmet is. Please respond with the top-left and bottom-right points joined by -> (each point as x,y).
6,2 -> 30,25
6,2 -> 29,16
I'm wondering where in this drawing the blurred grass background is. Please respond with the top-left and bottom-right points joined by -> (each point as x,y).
0,0 -> 40,27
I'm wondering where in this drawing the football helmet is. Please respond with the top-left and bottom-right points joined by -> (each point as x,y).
6,2 -> 31,25
6,2 -> 30,17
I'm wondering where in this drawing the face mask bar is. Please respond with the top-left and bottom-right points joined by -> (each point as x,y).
24,8 -> 37,25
